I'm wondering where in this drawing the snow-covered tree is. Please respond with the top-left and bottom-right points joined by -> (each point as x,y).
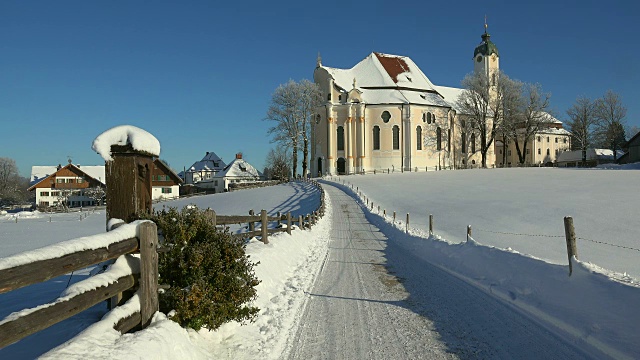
0,157 -> 29,206
84,185 -> 106,207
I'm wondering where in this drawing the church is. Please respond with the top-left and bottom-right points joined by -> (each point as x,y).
311,27 -> 570,175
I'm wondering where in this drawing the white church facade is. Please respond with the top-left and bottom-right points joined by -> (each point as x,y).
311,28 -> 570,175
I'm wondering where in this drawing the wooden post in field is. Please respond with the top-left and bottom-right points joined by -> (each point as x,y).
287,212 -> 292,235
406,213 -> 409,233
277,211 -> 281,226
383,209 -> 386,217
564,216 -> 578,276
249,210 -> 255,232
205,209 -> 216,227
261,209 -> 268,244
393,211 -> 396,223
105,144 -> 154,225
298,215 -> 303,229
139,221 -> 159,328
429,214 -> 433,235
467,225 -> 472,242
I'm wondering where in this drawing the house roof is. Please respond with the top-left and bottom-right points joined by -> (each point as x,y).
187,151 -> 227,173
215,158 -> 261,179
154,159 -> 183,184
318,52 -> 453,107
557,149 -> 625,163
29,164 -> 105,190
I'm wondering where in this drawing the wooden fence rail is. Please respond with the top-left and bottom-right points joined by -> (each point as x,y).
0,221 -> 158,348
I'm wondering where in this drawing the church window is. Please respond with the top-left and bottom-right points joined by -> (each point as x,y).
461,132 -> 467,153
508,150 -> 511,156
447,129 -> 451,152
555,137 -> 558,143
416,127 -> 422,150
381,111 -> 391,123
392,125 -> 400,150
538,148 -> 541,155
499,149 -> 502,154
328,94 -> 331,101
337,126 -> 345,151
547,136 -> 550,142
373,126 -> 380,150
437,127 -> 442,151
527,148 -> 530,155
537,136 -> 541,142
547,148 -> 550,155
471,134 -> 476,153
426,112 -> 432,124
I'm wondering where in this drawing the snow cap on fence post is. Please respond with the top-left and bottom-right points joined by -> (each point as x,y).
93,125 -> 159,227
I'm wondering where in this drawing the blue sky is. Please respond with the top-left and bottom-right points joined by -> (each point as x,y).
2,1 -> 638,177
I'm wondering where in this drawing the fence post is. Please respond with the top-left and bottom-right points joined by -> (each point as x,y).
205,209 -> 216,227
564,216 -> 578,276
393,211 -> 396,223
429,214 -> 433,235
383,209 -> 386,217
249,210 -> 255,232
467,225 -> 472,242
406,213 -> 409,233
277,211 -> 281,226
139,222 -> 159,329
261,209 -> 268,244
286,212 -> 292,235
298,215 -> 303,229
105,143 -> 154,226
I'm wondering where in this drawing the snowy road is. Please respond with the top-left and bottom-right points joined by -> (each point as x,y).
286,184 -> 590,360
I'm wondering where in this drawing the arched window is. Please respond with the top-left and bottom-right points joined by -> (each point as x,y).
373,126 -> 380,150
447,128 -> 451,152
392,125 -> 400,150
381,111 -> 391,123
416,126 -> 422,150
337,126 -> 344,151
432,114 -> 436,124
427,112 -> 432,124
436,127 -> 442,151
471,134 -> 476,153
547,148 -> 550,155
462,132 -> 467,153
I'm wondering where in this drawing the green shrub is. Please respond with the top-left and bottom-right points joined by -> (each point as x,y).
139,205 -> 260,331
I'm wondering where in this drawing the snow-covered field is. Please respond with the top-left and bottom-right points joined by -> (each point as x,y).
330,167 -> 640,280
1,170 -> 639,359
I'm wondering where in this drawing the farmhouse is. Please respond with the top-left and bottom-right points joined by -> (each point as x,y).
29,162 -> 106,209
30,159 -> 183,208
556,149 -> 625,167
311,26 -> 571,175
182,151 -> 227,185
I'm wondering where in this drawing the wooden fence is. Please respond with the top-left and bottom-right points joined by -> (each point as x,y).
0,221 -> 159,348
206,179 -> 326,244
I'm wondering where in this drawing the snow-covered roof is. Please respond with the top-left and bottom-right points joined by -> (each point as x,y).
187,152 -> 227,173
30,165 -> 105,187
92,125 -> 161,161
432,85 -> 467,112
215,158 -> 261,179
557,149 -> 625,163
319,52 -> 451,107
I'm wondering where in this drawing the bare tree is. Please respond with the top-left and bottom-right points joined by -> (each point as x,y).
422,113 -> 453,169
0,157 -> 28,206
264,147 -> 291,181
512,83 -> 553,165
497,77 -> 523,166
265,79 -> 321,178
594,90 -> 627,160
566,96 -> 596,165
457,70 -> 512,168
298,80 -> 322,177
84,185 -> 106,207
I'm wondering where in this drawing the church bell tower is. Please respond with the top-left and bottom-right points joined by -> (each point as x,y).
473,20 -> 500,87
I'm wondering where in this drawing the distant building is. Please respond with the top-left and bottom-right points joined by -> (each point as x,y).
182,152 -> 227,185
151,159 -> 183,200
30,159 -> 183,207
621,131 -> 640,164
495,115 -> 572,167
556,149 -> 625,167
29,163 -> 105,208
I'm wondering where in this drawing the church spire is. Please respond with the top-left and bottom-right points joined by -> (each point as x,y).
316,52 -> 322,68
